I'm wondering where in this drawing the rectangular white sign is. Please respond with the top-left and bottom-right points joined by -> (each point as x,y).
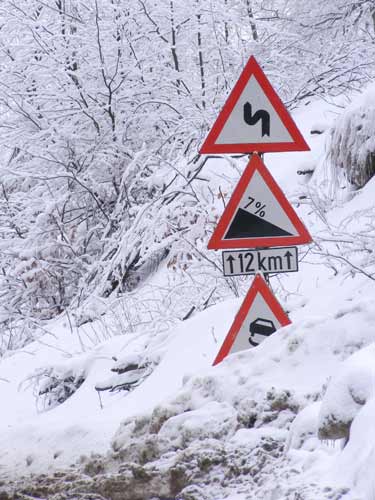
222,247 -> 298,276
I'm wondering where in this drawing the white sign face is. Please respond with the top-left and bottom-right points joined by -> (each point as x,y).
222,247 -> 298,276
216,76 -> 294,146
230,291 -> 283,353
223,168 -> 298,241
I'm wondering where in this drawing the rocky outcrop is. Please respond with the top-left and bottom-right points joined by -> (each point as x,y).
318,344 -> 375,442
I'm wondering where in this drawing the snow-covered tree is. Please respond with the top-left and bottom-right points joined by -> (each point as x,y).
0,0 -> 374,349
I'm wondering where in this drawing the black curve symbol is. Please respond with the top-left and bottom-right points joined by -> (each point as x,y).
243,102 -> 270,137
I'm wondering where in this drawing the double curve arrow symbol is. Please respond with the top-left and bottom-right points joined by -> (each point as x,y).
243,102 -> 270,137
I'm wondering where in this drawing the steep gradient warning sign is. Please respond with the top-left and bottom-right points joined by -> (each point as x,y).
208,154 -> 312,249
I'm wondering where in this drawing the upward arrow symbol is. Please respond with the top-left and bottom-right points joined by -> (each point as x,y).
226,255 -> 235,274
284,250 -> 293,269
243,102 -> 270,137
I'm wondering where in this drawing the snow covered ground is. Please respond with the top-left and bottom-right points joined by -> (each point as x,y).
1,97 -> 375,499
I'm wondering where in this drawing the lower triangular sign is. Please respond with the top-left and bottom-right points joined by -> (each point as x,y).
213,274 -> 291,365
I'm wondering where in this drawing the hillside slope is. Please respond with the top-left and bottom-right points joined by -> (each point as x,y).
1,99 -> 375,499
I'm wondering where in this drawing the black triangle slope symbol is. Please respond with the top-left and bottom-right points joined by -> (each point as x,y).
224,208 -> 293,239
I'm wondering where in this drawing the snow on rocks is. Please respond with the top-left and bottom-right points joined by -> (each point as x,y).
157,401 -> 238,451
318,343 -> 375,441
287,401 -> 321,451
106,267 -> 375,499
330,397 -> 375,498
289,345 -> 375,499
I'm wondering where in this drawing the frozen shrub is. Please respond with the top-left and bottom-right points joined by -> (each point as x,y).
329,84 -> 375,188
21,357 -> 89,411
34,367 -> 85,411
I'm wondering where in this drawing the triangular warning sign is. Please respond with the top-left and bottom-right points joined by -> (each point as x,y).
208,154 -> 312,249
213,274 -> 290,365
200,56 -> 309,154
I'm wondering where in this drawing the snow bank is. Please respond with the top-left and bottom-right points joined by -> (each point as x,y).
0,296 -> 238,477
1,98 -> 375,500
158,401 -> 238,451
332,397 -> 375,498
318,344 -> 375,441
287,402 -> 321,451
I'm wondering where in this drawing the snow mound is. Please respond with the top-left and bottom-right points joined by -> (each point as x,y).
158,401 -> 238,451
331,397 -> 375,498
318,343 -> 375,441
287,401 -> 321,451
301,345 -> 375,499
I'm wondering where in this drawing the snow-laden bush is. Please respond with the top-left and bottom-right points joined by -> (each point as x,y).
21,357 -> 90,412
95,353 -> 152,393
329,84 -> 375,188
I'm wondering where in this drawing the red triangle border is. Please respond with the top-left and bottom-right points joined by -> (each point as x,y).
200,56 -> 310,154
208,154 -> 312,249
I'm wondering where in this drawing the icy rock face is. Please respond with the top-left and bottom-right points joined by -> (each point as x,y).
106,367 -> 304,499
329,84 -> 375,188
318,344 -> 375,441
111,374 -> 301,460
331,397 -> 375,498
157,401 -> 238,451
287,401 -> 321,451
